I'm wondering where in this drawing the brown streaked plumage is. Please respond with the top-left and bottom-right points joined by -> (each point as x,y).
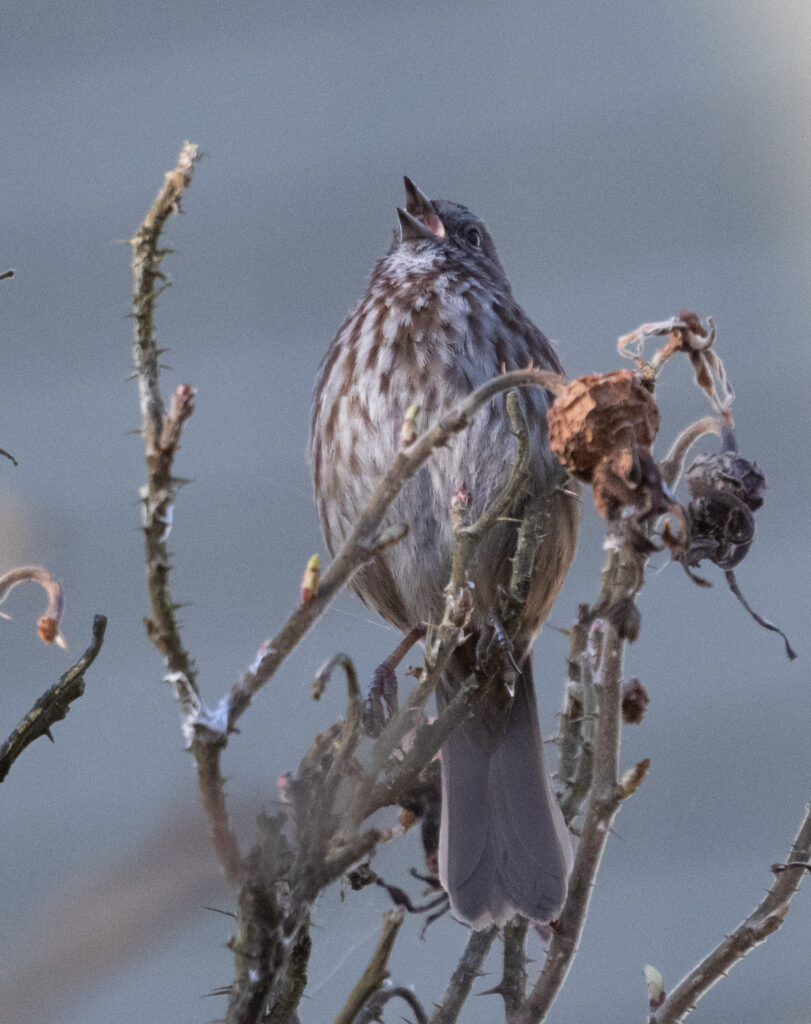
310,179 -> 579,928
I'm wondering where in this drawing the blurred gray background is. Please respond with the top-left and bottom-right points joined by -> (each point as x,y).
1,2 -> 808,1022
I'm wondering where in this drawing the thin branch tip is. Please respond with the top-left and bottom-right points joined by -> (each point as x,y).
0,614 -> 108,783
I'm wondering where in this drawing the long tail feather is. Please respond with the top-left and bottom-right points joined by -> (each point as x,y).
438,656 -> 572,928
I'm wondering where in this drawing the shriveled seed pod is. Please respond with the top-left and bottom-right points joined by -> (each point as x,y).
688,450 -> 766,511
683,452 -> 766,570
680,447 -> 795,659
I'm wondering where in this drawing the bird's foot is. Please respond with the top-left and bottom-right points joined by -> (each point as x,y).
363,661 -> 399,737
475,615 -> 520,696
362,627 -> 425,737
490,615 -> 520,671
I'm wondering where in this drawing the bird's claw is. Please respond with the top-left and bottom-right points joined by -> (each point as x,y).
490,615 -> 520,671
473,616 -> 520,696
363,662 -> 400,737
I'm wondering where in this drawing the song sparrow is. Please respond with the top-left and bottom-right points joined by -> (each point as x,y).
310,179 -> 579,928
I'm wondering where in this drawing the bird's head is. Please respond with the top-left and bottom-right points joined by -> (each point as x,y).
396,177 -> 510,292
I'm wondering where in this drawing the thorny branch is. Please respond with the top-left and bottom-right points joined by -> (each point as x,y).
130,142 -> 244,886
448,389 -> 531,585
0,615 -> 107,783
501,915 -> 530,1016
427,926 -> 499,1024
557,607 -> 599,824
131,141 -> 201,695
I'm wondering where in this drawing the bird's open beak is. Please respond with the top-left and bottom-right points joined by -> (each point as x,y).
398,176 -> 446,242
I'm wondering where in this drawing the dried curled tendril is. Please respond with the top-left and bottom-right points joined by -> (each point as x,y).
0,566 -> 67,650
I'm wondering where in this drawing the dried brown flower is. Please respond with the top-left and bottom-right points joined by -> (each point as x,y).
548,369 -> 660,482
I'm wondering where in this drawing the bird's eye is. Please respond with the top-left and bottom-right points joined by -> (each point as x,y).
465,227 -> 482,248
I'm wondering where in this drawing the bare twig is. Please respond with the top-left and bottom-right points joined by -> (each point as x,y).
313,653 -> 363,812
448,389 -> 530,584
427,925 -> 498,1024
359,669 -> 483,822
558,615 -> 600,823
650,802 -> 811,1023
501,467 -> 572,639
131,141 -> 200,694
193,739 -> 243,885
514,525 -> 647,1024
333,907 -> 405,1024
0,615 -> 106,783
659,416 -> 723,489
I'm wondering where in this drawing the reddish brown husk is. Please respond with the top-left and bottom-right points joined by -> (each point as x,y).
548,369 -> 660,482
